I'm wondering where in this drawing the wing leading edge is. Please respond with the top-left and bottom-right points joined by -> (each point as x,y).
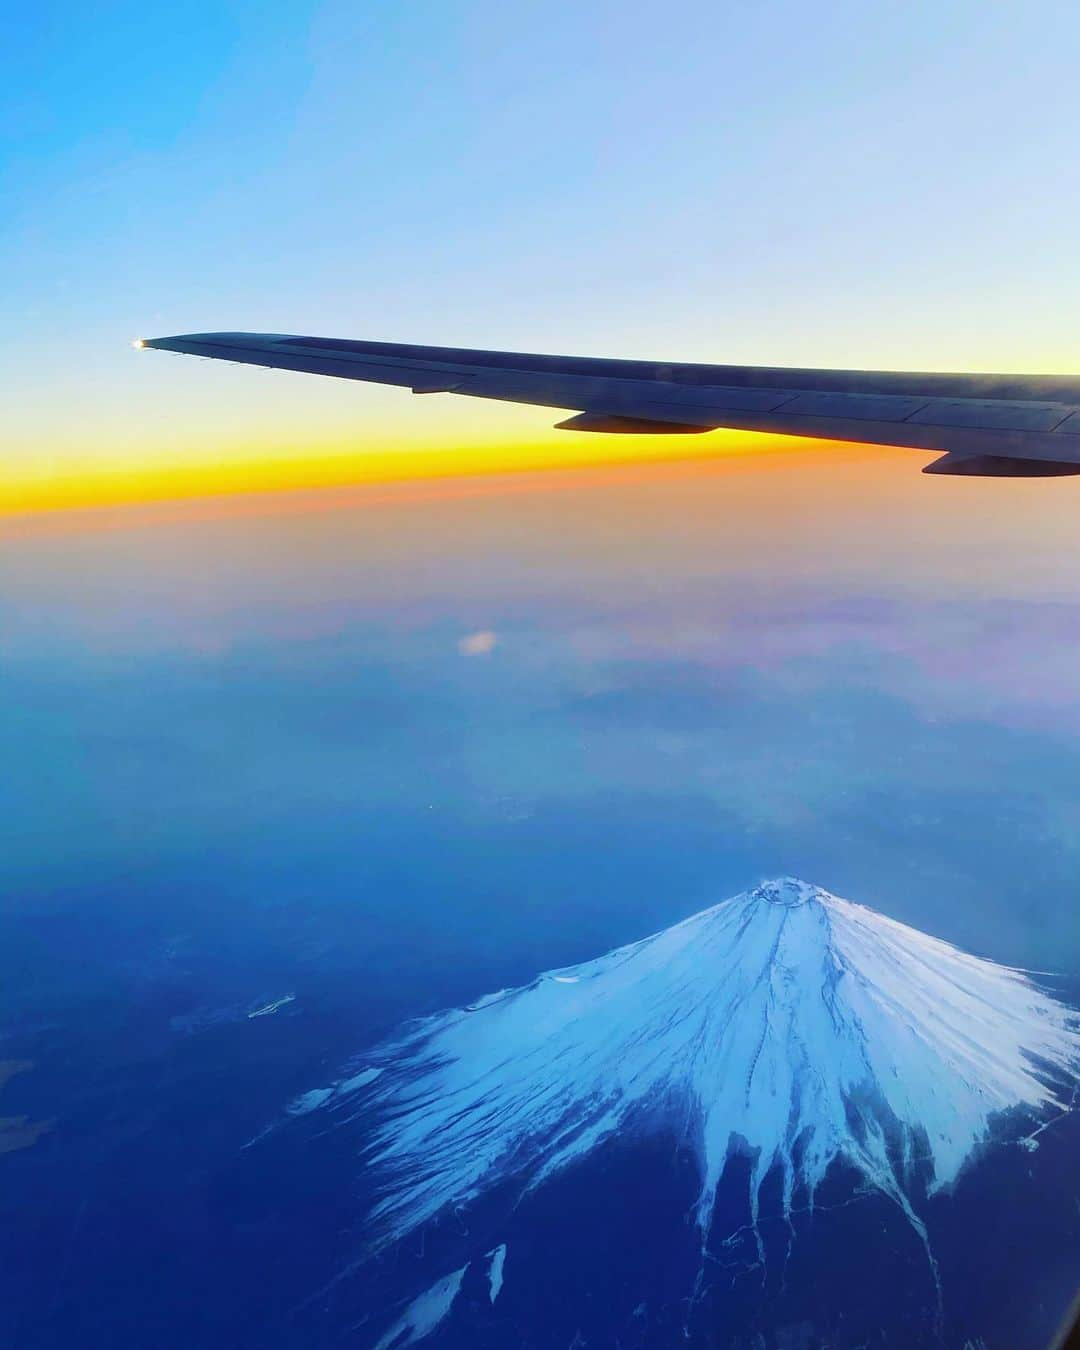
140,332 -> 1080,476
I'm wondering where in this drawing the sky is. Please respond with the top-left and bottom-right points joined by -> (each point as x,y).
4,0 -> 1080,512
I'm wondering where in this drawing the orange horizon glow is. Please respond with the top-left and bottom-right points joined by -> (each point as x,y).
2,430 -> 887,521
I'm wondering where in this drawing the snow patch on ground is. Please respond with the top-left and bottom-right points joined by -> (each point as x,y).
486,1244 -> 507,1303
337,1065 -> 383,1094
286,1087 -> 333,1116
371,1265 -> 466,1349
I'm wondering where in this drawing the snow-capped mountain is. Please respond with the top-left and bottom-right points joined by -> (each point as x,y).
288,879 -> 1080,1346
304,879 -> 1077,1248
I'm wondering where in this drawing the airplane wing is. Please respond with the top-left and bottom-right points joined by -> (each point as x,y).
139,332 -> 1080,476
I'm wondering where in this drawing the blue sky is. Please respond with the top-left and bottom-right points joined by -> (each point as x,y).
4,1 -> 1080,495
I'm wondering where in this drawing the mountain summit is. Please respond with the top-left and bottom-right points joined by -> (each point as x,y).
300,879 -> 1079,1259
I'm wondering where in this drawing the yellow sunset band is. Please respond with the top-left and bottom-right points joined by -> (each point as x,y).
2,430 -> 828,517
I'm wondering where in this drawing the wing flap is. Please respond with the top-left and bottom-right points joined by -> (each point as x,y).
775,392 -> 932,421
907,399 -> 1073,432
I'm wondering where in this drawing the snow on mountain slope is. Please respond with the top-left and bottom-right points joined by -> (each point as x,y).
303,879 -> 1079,1258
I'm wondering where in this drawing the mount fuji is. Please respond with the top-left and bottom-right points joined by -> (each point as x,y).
287,879 -> 1080,1347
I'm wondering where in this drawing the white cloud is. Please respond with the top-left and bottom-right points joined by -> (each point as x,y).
458,630 -> 498,656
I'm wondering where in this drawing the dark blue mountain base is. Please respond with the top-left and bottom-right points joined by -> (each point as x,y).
314,1112 -> 1080,1349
